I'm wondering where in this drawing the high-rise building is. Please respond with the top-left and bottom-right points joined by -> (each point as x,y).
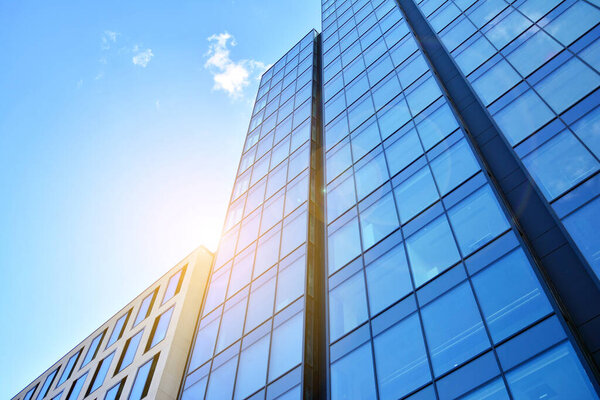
14,1 -> 600,399
12,246 -> 212,400
179,0 -> 600,399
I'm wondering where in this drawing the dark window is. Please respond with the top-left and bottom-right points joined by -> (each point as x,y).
134,289 -> 158,327
56,349 -> 82,387
104,378 -> 126,400
116,329 -> 145,373
146,307 -> 175,351
106,310 -> 132,349
128,354 -> 159,400
81,330 -> 106,368
23,384 -> 38,400
87,352 -> 116,395
35,368 -> 59,400
162,267 -> 186,305
65,372 -> 88,400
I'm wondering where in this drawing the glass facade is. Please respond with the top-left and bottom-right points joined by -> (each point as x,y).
174,2 -> 600,399
180,31 -> 320,400
415,0 -> 600,279
320,0 -> 600,398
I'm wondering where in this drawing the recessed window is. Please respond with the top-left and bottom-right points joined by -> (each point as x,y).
162,267 -> 186,305
116,329 -> 145,373
81,330 -> 106,368
104,379 -> 126,400
106,310 -> 132,349
128,354 -> 159,400
134,289 -> 158,327
87,352 -> 116,395
56,349 -> 82,387
65,372 -> 88,400
35,368 -> 59,400
23,384 -> 38,400
146,307 -> 175,351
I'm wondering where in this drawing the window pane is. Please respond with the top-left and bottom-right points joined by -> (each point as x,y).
66,372 -> 87,400
82,331 -> 104,367
416,103 -> 458,150
374,314 -> 431,399
430,139 -> 480,195
545,2 -> 600,46
104,381 -> 124,400
162,269 -> 182,304
366,244 -> 413,315
494,89 -> 554,145
254,229 -> 281,278
422,282 -> 490,376
485,10 -> 530,50
181,376 -> 207,400
36,369 -> 58,400
394,166 -> 439,223
572,108 -> 600,159
150,307 -> 174,348
119,329 -> 144,372
331,343 -> 377,400
134,291 -> 155,326
281,210 -> 307,257
506,30 -> 561,77
107,313 -> 128,348
407,215 -> 461,287
448,185 -> 510,255
459,378 -> 509,400
269,312 -> 304,380
471,60 -> 520,105
536,58 -> 600,114
472,249 -> 552,343
329,272 -> 369,342
327,174 -> 356,223
564,196 -> 600,279
234,334 -> 270,400
385,127 -> 424,176
506,342 -> 597,399
228,247 -> 255,296
276,255 -> 306,311
57,350 -> 80,387
90,352 -> 115,393
245,275 -> 276,333
328,217 -> 362,274
326,140 -> 352,182
360,192 -> 399,249
205,356 -> 238,400
216,297 -> 247,352
129,357 -> 156,400
355,150 -> 389,199
522,130 -> 598,200
203,266 -> 230,312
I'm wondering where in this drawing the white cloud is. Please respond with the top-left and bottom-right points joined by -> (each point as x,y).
101,30 -> 119,50
132,48 -> 154,68
204,32 -> 267,99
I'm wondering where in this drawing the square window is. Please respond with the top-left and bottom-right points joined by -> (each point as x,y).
406,215 -> 461,287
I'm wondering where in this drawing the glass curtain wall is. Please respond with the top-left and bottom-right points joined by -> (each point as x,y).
180,31 -> 319,400
320,0 -> 600,399
415,0 -> 600,279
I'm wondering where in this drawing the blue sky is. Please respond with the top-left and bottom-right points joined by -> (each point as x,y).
0,1 -> 320,397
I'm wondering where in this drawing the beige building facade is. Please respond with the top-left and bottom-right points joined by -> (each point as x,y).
12,246 -> 212,400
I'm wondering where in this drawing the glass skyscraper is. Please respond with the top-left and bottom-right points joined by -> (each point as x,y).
180,0 -> 600,399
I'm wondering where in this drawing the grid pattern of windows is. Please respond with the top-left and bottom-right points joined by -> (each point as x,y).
320,0 -> 599,398
181,31 -> 318,400
416,0 -> 600,279
15,263 -> 189,400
